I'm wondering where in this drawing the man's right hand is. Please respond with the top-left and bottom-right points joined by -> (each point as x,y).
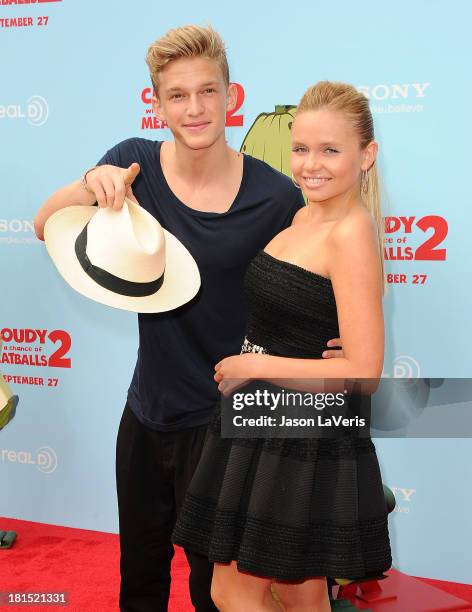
322,338 -> 344,359
85,162 -> 141,210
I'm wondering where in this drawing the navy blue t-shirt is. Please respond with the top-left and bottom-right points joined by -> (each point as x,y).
98,138 -> 304,431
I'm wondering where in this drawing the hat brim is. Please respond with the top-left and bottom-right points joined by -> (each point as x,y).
44,206 -> 201,313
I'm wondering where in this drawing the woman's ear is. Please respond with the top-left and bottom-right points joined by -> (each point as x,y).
362,140 -> 378,171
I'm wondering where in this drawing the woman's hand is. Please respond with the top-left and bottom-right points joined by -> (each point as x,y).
214,354 -> 264,396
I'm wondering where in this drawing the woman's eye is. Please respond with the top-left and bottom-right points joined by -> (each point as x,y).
325,147 -> 339,154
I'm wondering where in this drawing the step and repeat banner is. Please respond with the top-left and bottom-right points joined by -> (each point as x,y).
1,0 -> 471,584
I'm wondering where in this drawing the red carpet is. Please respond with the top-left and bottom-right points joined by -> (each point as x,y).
1,517 -> 471,611
0,517 -> 192,612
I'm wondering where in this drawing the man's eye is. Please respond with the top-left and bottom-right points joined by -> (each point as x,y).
292,147 -> 306,153
171,94 -> 183,100
203,88 -> 216,94
326,147 -> 339,154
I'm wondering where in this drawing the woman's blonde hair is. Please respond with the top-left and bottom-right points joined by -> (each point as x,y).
297,81 -> 384,280
146,25 -> 230,92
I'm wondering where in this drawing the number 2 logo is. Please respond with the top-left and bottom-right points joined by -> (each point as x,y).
415,215 -> 448,261
48,330 -> 72,369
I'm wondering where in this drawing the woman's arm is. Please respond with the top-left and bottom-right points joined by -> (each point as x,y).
34,180 -> 97,241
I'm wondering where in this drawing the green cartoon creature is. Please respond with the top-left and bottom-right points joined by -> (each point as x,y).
240,105 -> 297,177
0,341 -> 18,432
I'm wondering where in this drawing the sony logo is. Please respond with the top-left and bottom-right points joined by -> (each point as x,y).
0,219 -> 35,233
357,83 -> 430,100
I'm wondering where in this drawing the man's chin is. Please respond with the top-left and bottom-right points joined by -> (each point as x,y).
176,131 -> 224,152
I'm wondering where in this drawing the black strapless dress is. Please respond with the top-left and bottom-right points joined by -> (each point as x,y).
173,250 -> 392,581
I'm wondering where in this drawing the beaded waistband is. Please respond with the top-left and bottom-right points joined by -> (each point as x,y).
241,336 -> 267,355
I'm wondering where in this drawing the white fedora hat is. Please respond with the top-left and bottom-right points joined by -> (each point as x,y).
44,198 -> 201,313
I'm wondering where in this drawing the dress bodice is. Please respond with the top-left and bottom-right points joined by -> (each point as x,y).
243,250 -> 339,358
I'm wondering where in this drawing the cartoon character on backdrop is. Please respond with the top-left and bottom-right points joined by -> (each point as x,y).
0,339 -> 19,549
0,340 -> 18,432
240,105 -> 297,177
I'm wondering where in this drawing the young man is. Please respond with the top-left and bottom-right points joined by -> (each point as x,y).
35,25 -> 340,612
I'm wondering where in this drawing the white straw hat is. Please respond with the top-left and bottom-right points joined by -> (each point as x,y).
44,198 -> 201,313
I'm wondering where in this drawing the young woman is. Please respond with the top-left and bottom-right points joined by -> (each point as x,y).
173,81 -> 392,612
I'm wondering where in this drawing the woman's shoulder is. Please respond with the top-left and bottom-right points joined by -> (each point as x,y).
329,204 -> 378,247
291,204 -> 310,226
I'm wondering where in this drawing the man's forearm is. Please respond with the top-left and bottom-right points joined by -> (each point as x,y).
34,179 -> 96,241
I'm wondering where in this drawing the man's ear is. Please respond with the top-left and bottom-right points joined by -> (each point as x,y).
226,83 -> 238,113
152,91 -> 165,121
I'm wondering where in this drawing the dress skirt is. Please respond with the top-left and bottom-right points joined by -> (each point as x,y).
173,407 -> 392,581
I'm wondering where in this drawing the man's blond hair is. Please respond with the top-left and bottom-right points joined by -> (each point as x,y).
146,25 -> 230,91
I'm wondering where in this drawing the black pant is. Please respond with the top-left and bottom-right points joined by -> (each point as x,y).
116,403 -> 218,612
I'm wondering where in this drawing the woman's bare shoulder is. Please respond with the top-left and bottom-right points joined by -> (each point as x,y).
290,204 -> 309,226
329,205 -> 378,247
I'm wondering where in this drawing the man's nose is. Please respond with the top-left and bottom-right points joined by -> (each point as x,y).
187,94 -> 204,116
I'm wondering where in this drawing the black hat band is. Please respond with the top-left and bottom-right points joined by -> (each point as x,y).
74,222 -> 164,298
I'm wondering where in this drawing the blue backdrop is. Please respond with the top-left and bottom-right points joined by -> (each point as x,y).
1,0 -> 471,584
